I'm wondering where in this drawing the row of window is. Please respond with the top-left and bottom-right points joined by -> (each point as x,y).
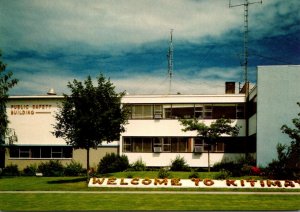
123,137 -> 255,153
125,103 -> 245,120
9,146 -> 73,159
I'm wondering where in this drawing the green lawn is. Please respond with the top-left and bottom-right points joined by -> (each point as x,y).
0,193 -> 299,210
0,174 -> 299,211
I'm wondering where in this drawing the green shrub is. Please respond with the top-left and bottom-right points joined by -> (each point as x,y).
1,164 -> 20,176
38,160 -> 64,176
23,164 -> 38,176
125,172 -> 134,178
215,169 -> 232,179
265,144 -> 299,179
130,158 -> 146,171
118,155 -> 130,171
170,155 -> 190,171
157,167 -> 170,178
188,170 -> 199,179
213,155 -> 256,177
97,153 -> 129,174
65,160 -> 84,176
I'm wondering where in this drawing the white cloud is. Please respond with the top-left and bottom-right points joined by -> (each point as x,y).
0,0 -> 270,51
2,0 -> 299,96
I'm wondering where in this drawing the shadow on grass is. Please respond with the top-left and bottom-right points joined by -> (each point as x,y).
47,177 -> 87,184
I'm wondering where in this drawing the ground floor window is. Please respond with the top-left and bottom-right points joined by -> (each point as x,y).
123,137 -> 192,153
9,146 -> 73,159
123,136 -> 255,153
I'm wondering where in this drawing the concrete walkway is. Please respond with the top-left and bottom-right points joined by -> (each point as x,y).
0,191 -> 299,195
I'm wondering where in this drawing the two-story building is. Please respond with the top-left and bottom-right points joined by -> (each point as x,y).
2,65 -> 300,169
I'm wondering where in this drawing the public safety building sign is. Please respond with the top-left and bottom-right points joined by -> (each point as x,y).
89,177 -> 300,189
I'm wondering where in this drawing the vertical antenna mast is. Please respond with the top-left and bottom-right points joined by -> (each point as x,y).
229,0 -> 262,93
167,29 -> 174,94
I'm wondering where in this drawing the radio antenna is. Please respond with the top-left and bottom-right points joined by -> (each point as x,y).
167,29 -> 174,94
229,0 -> 262,94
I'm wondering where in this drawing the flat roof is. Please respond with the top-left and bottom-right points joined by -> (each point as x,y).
8,93 -> 246,104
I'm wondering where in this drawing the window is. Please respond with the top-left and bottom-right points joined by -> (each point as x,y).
194,138 -> 214,152
236,104 -> 245,119
194,138 -> 204,152
171,137 -> 188,152
154,105 -> 163,119
212,104 -> 236,119
127,103 -> 245,120
164,105 -> 172,118
123,138 -> 132,152
171,104 -> 194,119
123,137 -> 152,152
31,146 -> 41,158
214,141 -> 224,152
142,138 -> 152,152
51,147 -> 63,158
122,137 -> 250,154
162,138 -> 171,152
204,105 -> 213,119
123,137 -> 189,153
131,105 -> 153,119
195,104 -> 204,118
41,147 -> 51,158
153,137 -> 162,152
19,147 -> 30,158
9,146 -> 73,159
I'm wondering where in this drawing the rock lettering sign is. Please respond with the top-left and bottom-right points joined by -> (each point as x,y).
89,177 -> 300,189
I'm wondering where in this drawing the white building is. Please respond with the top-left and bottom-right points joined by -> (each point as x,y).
121,93 -> 249,167
2,65 -> 300,169
254,65 -> 300,167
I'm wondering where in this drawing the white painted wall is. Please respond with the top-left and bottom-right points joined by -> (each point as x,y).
123,94 -> 245,104
7,97 -> 66,145
7,97 -> 119,147
123,119 -> 246,137
257,65 -> 300,166
125,152 -> 246,167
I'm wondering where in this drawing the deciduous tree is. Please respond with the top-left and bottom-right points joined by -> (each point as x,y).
269,102 -> 300,178
53,74 -> 128,172
0,52 -> 18,168
180,117 -> 240,171
0,52 -> 18,146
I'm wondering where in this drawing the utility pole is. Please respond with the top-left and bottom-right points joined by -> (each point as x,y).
229,0 -> 262,94
167,29 -> 174,95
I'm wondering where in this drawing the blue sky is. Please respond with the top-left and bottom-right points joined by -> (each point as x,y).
1,0 -> 299,95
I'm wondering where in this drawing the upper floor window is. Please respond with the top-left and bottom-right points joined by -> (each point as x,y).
131,105 -> 153,119
126,103 -> 245,120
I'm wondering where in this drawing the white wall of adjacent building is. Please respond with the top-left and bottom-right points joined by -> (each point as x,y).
256,65 -> 300,167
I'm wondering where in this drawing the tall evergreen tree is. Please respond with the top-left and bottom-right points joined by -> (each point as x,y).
53,74 -> 128,171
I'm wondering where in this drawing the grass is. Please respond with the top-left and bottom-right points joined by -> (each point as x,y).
0,193 -> 299,210
0,172 -> 299,211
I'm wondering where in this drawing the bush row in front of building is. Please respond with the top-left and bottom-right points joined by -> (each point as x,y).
0,160 -> 86,177
1,152 -> 297,179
